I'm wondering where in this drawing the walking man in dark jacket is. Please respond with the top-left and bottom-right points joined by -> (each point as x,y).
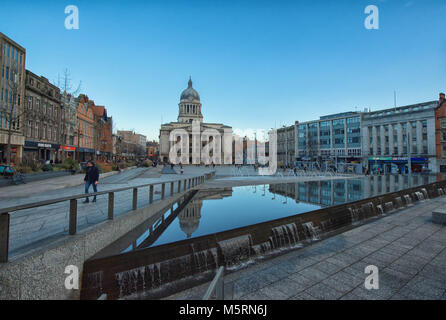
84,160 -> 99,203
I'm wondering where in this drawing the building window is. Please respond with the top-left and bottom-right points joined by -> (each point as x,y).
27,120 -> 31,137
441,119 -> 446,129
27,96 -> 32,109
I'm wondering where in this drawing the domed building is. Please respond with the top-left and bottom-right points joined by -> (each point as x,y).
178,77 -> 203,123
159,77 -> 232,164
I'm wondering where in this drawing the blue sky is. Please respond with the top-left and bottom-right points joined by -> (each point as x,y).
1,0 -> 445,140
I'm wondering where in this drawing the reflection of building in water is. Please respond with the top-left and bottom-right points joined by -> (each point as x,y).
270,175 -> 437,206
366,174 -> 434,198
178,187 -> 233,238
270,180 -> 363,206
179,200 -> 203,238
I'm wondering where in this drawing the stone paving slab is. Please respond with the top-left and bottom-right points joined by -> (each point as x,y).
166,196 -> 446,300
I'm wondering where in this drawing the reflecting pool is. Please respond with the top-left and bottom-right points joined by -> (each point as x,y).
123,174 -> 437,252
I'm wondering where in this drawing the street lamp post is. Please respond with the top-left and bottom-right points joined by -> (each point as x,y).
76,128 -> 83,163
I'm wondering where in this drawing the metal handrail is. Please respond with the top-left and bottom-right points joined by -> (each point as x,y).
0,175 -> 206,215
0,173 -> 211,263
202,266 -> 225,300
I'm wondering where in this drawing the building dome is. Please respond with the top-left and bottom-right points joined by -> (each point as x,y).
180,77 -> 200,102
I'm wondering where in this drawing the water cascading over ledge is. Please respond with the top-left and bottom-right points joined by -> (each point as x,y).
80,181 -> 446,300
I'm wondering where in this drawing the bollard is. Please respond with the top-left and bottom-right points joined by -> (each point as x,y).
178,180 -> 181,193
133,188 -> 138,210
184,179 -> 187,191
171,181 -> 174,196
0,212 -> 10,263
149,185 -> 154,204
69,199 -> 78,235
161,183 -> 165,200
108,192 -> 114,220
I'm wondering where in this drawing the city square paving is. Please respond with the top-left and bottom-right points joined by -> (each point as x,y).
166,195 -> 446,300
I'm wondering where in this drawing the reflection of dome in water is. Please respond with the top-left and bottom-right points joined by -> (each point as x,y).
179,201 -> 202,238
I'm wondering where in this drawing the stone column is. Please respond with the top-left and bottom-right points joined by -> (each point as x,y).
380,125 -> 386,155
407,121 -> 412,156
372,126 -> 378,155
427,117 -> 435,156
416,120 -> 423,154
363,126 -> 370,157
397,123 -> 403,156
388,124 -> 394,156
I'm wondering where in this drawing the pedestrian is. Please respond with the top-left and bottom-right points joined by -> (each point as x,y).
83,160 -> 99,203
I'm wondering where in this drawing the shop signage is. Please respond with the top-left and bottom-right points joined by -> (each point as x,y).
369,157 -> 428,162
25,141 -> 60,149
60,146 -> 76,151
368,157 -> 392,161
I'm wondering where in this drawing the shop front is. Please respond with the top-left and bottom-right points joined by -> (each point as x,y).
0,132 -> 24,163
24,141 -> 61,163
78,147 -> 95,162
59,145 -> 76,161
368,157 -> 429,174
1,146 -> 20,163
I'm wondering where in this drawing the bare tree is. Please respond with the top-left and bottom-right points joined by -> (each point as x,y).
55,69 -> 82,96
53,69 -> 81,158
